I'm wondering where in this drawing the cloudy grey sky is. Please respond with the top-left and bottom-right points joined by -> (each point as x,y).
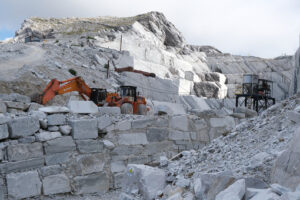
0,0 -> 299,58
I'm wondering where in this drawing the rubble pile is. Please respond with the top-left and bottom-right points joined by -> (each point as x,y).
120,94 -> 300,200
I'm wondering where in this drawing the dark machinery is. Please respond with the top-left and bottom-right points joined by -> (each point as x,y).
32,77 -> 148,115
235,74 -> 275,112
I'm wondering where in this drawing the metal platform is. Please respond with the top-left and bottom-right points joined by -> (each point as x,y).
235,94 -> 275,112
235,74 -> 276,112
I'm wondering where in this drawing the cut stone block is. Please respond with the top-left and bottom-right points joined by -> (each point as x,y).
0,102 -> 6,113
193,171 -> 236,200
68,100 -> 99,114
112,145 -> 144,156
215,179 -> 246,200
18,136 -> 36,143
0,114 -> 10,124
210,116 -> 235,129
76,139 -> 104,153
29,111 -> 47,120
44,136 -> 76,154
36,131 -> 61,142
0,158 -> 45,174
69,119 -> 98,139
132,118 -> 154,129
169,115 -> 189,131
45,152 -> 73,166
0,124 -> 9,140
47,114 -> 66,126
122,164 -> 166,200
143,141 -> 173,155
118,133 -> 148,145
9,93 -> 31,103
97,116 -> 112,130
69,153 -> 106,175
116,120 -> 131,131
40,165 -> 63,177
152,101 -> 186,115
5,101 -> 30,111
39,106 -> 69,114
111,161 -> 126,173
7,142 -> 43,162
168,130 -> 190,140
73,173 -> 109,194
8,116 -> 40,138
6,170 -> 42,199
42,174 -> 71,195
146,128 -> 168,142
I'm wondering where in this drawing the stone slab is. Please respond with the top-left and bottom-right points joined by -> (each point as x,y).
0,124 -> 8,140
146,128 -> 168,142
7,142 -> 43,162
39,165 -> 63,177
76,139 -> 104,153
169,115 -> 189,131
70,119 -> 98,139
8,116 -> 40,138
69,153 -> 106,176
6,170 -> 42,199
44,136 -> 76,154
68,101 -> 99,114
73,173 -> 109,194
42,174 -> 71,195
39,106 -> 69,113
47,114 -> 66,126
0,158 -> 44,174
118,133 -> 148,145
45,152 -> 73,166
36,131 -> 62,142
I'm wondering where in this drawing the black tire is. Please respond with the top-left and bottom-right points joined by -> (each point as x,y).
121,103 -> 133,114
137,104 -> 147,115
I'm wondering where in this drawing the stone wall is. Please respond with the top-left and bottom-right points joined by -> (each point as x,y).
0,94 -> 239,199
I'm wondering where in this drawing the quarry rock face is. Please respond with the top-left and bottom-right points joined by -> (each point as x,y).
271,127 -> 300,190
0,10 -> 299,200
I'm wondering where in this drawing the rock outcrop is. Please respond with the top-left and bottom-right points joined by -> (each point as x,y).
271,127 -> 300,190
10,11 -> 295,101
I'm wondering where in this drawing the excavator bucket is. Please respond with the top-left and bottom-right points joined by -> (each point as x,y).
31,93 -> 43,104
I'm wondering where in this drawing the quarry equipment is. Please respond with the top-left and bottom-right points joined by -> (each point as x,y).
235,74 -> 275,112
106,86 -> 147,115
31,76 -> 148,114
115,67 -> 156,78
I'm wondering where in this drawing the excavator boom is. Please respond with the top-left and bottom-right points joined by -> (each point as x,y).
39,77 -> 92,105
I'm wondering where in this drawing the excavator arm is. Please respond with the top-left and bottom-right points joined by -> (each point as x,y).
36,77 -> 92,105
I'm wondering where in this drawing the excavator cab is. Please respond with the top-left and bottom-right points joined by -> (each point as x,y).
90,88 -> 107,105
119,86 -> 137,102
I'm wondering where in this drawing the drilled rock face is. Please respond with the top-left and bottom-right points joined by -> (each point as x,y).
136,12 -> 185,47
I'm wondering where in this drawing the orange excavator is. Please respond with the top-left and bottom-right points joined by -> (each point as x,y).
32,76 -> 147,115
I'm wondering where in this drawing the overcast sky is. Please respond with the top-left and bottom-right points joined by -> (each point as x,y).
0,0 -> 299,58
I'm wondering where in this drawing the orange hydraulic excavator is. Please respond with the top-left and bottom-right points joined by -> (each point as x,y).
32,76 -> 147,115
